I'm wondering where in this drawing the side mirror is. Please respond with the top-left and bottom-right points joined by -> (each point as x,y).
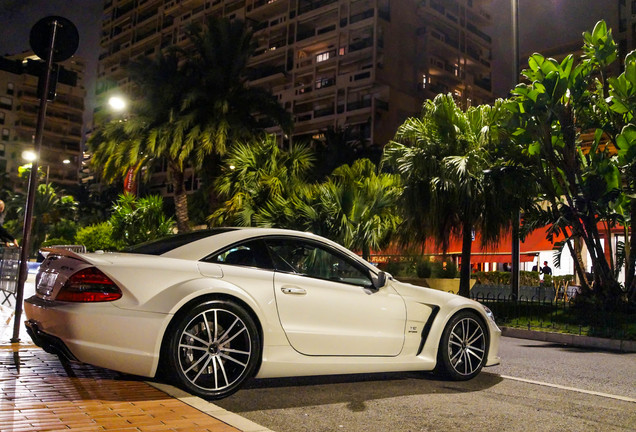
371,271 -> 387,290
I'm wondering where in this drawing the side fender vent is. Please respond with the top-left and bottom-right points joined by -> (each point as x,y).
416,306 -> 439,356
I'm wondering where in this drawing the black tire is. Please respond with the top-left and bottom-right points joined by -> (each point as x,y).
436,310 -> 488,380
164,299 -> 261,399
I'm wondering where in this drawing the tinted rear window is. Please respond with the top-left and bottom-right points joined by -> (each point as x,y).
126,228 -> 237,255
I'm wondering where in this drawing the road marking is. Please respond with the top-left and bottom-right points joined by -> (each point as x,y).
500,375 -> 636,403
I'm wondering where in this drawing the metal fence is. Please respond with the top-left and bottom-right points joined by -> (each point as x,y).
471,288 -> 635,340
0,246 -> 20,306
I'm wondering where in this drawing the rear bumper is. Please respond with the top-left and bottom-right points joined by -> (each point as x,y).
25,319 -> 78,362
24,295 -> 169,377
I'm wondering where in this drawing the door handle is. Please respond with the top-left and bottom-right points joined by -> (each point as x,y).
281,286 -> 307,295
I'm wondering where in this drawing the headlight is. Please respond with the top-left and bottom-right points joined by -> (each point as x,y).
481,305 -> 496,324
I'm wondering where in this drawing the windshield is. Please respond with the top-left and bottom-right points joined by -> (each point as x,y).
126,228 -> 237,255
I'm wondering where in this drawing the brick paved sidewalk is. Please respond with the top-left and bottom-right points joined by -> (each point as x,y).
0,305 -> 265,432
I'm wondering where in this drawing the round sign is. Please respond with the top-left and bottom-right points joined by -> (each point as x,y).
29,16 -> 79,62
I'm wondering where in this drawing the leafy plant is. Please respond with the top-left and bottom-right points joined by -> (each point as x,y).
505,20 -> 634,303
75,222 -> 119,252
109,194 -> 175,247
437,261 -> 458,279
416,259 -> 433,278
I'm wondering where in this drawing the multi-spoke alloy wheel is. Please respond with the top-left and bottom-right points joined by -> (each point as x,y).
166,300 -> 260,399
437,311 -> 488,380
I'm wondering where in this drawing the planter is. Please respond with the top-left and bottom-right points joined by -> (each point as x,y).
397,277 -> 476,294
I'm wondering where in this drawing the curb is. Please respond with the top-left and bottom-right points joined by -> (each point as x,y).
147,382 -> 275,432
501,327 -> 636,353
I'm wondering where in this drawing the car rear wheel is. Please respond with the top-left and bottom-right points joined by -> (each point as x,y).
165,299 -> 260,399
436,310 -> 487,380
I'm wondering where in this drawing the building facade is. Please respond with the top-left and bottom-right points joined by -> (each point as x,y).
0,52 -> 85,190
96,0 -> 494,196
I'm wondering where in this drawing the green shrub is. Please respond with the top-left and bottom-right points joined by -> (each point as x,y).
438,261 -> 458,278
520,270 -> 540,286
473,271 -> 511,285
41,237 -> 72,247
416,259 -> 433,278
75,222 -> 118,251
383,259 -> 416,277
47,219 -> 78,244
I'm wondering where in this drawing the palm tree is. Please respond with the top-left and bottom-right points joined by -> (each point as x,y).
384,94 -> 520,297
210,134 -> 314,227
109,194 -> 175,247
310,159 -> 401,260
181,16 -> 293,159
90,17 -> 292,233
89,50 -> 193,231
12,183 -> 78,256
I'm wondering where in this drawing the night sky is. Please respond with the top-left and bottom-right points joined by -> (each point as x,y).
0,0 -> 619,119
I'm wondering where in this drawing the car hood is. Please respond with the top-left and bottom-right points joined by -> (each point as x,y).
388,277 -> 475,308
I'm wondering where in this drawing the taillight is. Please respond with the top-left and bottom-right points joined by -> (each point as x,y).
56,267 -> 122,302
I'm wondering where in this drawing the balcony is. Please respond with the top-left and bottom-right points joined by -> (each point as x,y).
248,65 -> 287,86
252,41 -> 287,62
246,0 -> 288,20
298,0 -> 338,17
296,23 -> 337,43
474,77 -> 491,92
136,8 -> 158,25
349,8 -> 374,26
337,69 -> 372,86
314,105 -> 335,118
346,98 -> 372,112
163,0 -> 203,17
113,1 -> 135,21
348,37 -> 373,53
466,22 -> 492,44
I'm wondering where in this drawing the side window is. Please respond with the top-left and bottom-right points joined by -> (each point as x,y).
204,240 -> 273,270
266,239 -> 372,287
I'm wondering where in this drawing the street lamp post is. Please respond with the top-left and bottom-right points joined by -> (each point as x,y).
10,28 -> 57,343
11,16 -> 78,343
510,0 -> 521,299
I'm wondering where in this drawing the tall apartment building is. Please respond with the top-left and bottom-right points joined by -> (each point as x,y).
0,52 -> 85,190
418,0 -> 493,107
96,0 -> 493,196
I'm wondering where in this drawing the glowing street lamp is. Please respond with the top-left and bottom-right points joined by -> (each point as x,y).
21,150 -> 37,162
108,95 -> 127,112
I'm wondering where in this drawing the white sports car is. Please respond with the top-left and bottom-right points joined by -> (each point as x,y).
25,228 -> 501,399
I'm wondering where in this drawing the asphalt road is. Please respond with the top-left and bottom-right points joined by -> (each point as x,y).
215,337 -> 636,432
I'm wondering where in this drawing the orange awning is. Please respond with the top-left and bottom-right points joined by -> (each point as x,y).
371,226 -> 567,262
420,228 -> 565,257
371,223 -> 627,263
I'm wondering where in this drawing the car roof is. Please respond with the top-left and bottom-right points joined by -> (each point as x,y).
158,227 -> 374,270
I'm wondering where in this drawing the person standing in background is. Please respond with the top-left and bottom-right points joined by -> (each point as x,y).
541,260 -> 552,276
0,200 -> 18,247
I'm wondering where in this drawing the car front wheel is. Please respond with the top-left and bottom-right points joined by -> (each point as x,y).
436,310 -> 488,380
165,299 -> 261,399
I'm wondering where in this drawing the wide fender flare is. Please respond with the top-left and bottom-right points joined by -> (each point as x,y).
425,298 -> 491,358
134,278 -> 280,376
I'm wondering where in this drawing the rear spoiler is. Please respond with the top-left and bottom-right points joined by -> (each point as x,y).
40,247 -> 88,261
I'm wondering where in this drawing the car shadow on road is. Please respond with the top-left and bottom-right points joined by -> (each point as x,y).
215,371 -> 503,412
